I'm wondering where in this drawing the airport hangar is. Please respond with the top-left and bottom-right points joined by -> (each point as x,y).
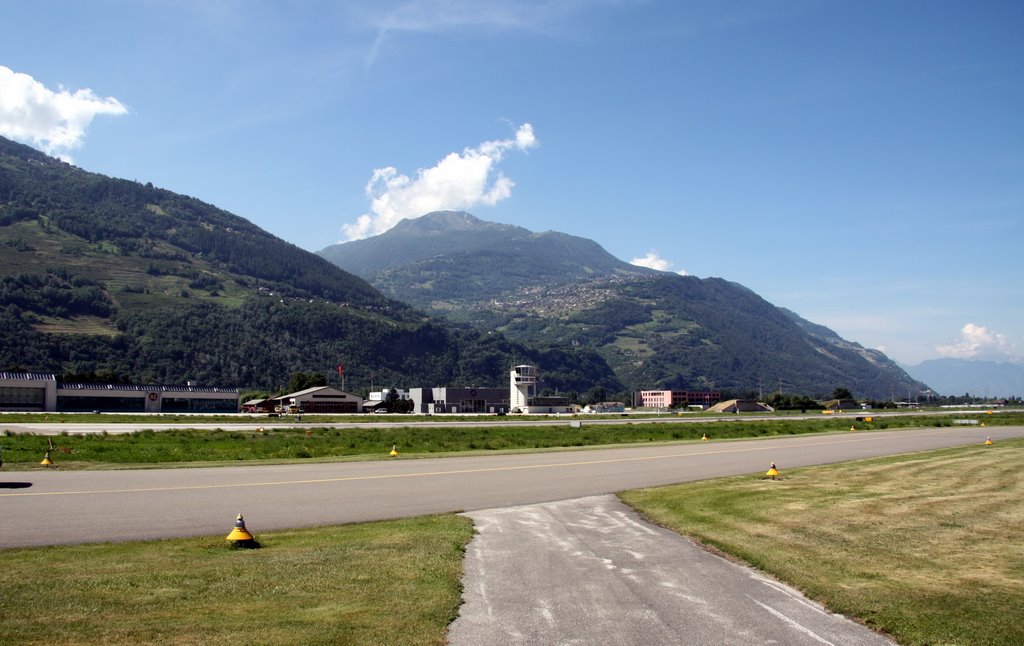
0,372 -> 239,413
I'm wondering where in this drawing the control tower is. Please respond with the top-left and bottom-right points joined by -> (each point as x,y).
510,365 -> 538,412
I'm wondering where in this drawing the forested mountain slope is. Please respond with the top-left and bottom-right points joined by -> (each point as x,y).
0,135 -> 929,401
320,211 -> 929,400
0,137 -> 617,393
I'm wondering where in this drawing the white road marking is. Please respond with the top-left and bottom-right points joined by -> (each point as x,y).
749,595 -> 837,645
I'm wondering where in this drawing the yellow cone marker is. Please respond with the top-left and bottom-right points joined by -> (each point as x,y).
389,444 -> 399,457
766,462 -> 780,479
226,514 -> 255,542
40,451 -> 53,466
850,425 -> 856,431
984,436 -> 993,446
701,433 -> 709,442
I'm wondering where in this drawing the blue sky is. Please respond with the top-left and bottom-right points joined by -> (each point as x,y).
1,0 -> 1021,366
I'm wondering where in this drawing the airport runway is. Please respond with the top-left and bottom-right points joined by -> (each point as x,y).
2,425 -> 1019,548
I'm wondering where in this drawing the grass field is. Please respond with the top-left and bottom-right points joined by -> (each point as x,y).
0,514 -> 473,645
2,436 -> 1022,644
620,438 -> 1024,646
3,412 -> 1021,469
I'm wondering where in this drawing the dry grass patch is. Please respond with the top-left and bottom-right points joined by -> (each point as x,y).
620,439 -> 1024,646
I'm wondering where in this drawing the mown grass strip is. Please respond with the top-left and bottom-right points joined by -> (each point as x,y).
620,438 -> 1024,646
0,514 -> 473,645
2,412 -> 1021,469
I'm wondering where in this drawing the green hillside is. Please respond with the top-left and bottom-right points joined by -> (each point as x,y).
489,273 -> 920,399
0,137 -> 617,394
0,136 -> 384,310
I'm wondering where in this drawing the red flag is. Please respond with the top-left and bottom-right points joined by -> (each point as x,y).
338,364 -> 344,377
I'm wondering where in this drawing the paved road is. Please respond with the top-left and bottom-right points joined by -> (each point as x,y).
448,496 -> 895,646
2,425 -> 1018,548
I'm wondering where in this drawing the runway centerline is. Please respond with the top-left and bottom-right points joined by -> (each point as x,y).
0,428 -> 952,498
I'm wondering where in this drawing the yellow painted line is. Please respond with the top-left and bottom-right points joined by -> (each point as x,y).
0,428 -> 965,498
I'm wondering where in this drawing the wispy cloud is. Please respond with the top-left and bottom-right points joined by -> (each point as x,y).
937,323 -> 1020,361
630,251 -> 688,275
343,123 -> 538,240
0,66 -> 128,162
369,0 -> 538,33
361,0 -> 604,65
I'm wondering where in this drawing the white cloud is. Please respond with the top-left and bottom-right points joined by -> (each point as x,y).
936,323 -> 1019,361
343,123 -> 538,240
0,66 -> 128,162
630,251 -> 688,275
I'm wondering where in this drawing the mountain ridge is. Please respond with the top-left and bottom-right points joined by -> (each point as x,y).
1,135 -> 929,400
319,211 -> 929,400
0,136 -> 619,393
318,211 -> 658,304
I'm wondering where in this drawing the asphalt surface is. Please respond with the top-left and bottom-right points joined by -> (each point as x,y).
2,425 -> 1019,548
448,495 -> 895,646
4,424 -> 1017,646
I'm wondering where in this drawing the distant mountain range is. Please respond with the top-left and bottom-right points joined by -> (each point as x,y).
319,211 -> 927,400
904,359 -> 1024,398
0,136 -> 617,393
